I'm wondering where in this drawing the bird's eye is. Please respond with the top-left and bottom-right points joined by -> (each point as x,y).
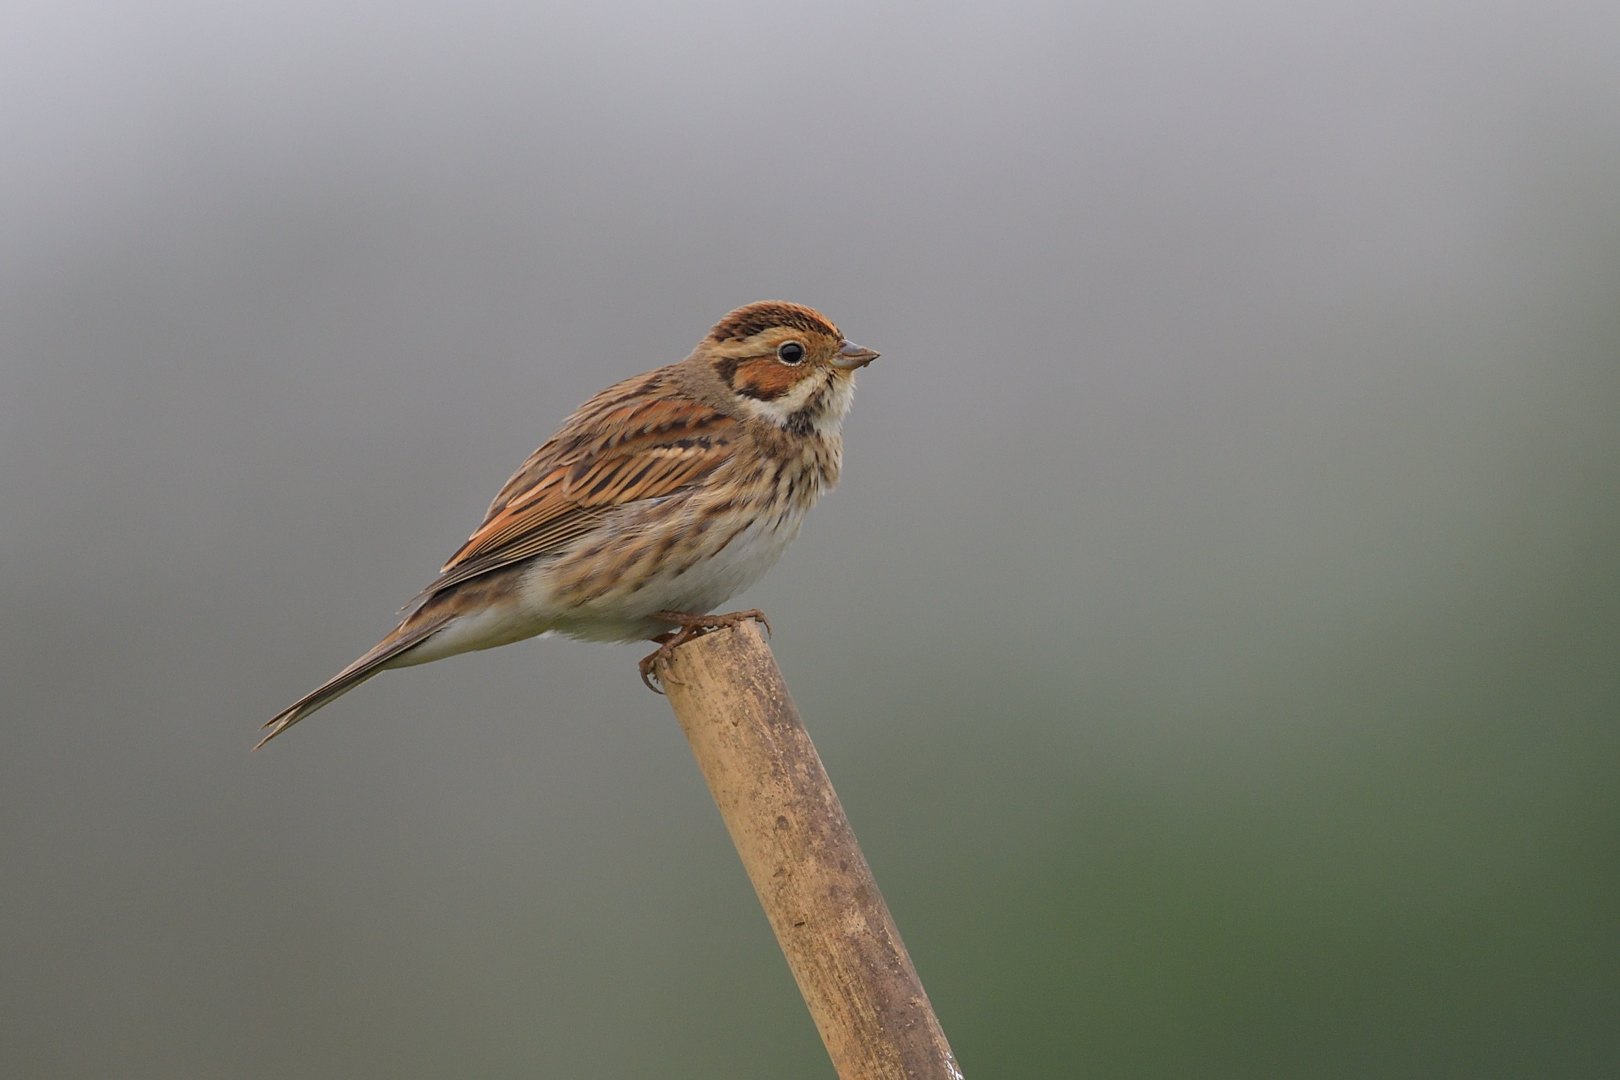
776,341 -> 805,365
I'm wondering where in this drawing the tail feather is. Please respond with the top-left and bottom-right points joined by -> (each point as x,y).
256,615 -> 450,750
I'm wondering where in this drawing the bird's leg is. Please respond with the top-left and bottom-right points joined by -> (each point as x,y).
638,609 -> 772,693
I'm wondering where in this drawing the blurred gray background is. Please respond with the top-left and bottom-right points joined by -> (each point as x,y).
4,1 -> 1618,1076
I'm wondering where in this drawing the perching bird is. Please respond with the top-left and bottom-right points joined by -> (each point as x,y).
258,301 -> 877,748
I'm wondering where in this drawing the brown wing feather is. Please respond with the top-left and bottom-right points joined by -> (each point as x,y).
406,369 -> 739,607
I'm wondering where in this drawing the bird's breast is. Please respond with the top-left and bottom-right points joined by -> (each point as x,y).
524,441 -> 838,641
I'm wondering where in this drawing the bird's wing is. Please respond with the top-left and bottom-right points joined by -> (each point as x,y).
409,370 -> 740,605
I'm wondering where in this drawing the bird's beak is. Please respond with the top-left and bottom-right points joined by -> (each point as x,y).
832,339 -> 879,369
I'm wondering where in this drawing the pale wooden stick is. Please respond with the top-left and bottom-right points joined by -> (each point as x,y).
658,620 -> 961,1080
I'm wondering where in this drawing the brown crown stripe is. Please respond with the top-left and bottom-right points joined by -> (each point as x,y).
708,303 -> 840,343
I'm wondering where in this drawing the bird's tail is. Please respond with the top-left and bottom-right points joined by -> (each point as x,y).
256,614 -> 451,750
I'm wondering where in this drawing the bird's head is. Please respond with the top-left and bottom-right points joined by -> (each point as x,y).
691,301 -> 878,433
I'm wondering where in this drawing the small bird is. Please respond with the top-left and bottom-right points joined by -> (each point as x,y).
258,301 -> 877,748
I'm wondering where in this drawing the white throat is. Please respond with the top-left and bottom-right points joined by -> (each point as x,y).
737,371 -> 855,434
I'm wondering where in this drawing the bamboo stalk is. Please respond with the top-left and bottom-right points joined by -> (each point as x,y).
657,620 -> 961,1080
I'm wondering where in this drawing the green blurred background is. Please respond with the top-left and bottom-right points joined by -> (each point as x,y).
4,2 -> 1618,1076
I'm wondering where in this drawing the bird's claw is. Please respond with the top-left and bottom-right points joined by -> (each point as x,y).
638,609 -> 772,692
638,645 -> 677,694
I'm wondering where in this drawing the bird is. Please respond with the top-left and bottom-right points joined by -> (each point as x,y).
257,300 -> 878,748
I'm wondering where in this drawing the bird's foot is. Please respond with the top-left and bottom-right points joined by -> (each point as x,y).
638,609 -> 772,693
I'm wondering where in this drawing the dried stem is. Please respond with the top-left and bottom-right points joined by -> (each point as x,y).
658,620 -> 960,1080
